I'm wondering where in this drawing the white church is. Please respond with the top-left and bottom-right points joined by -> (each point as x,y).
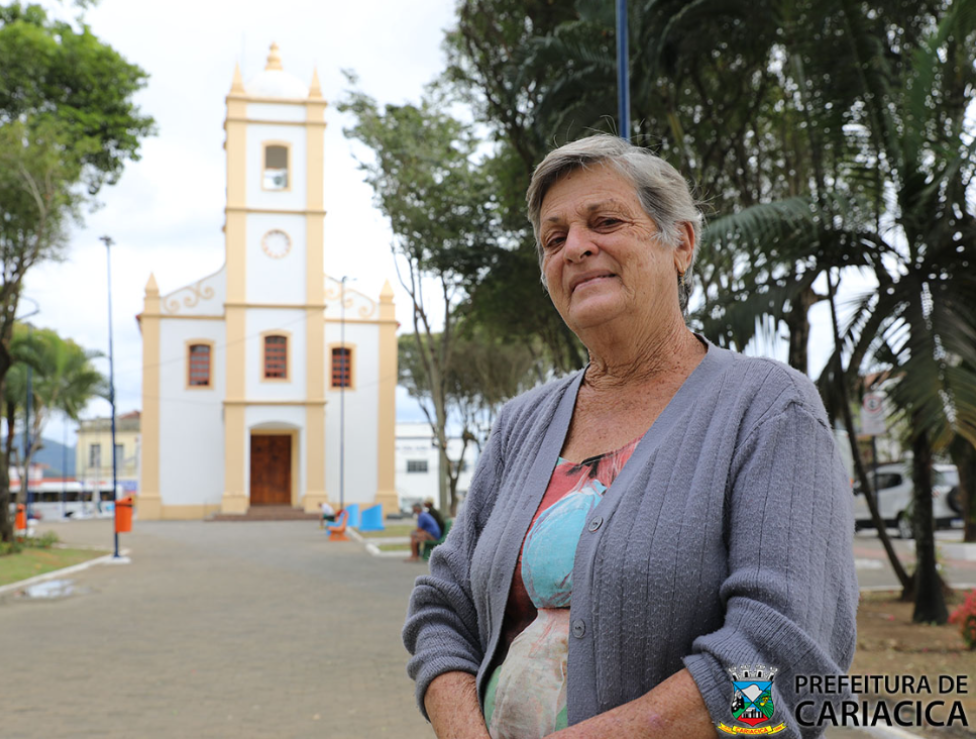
138,44 -> 398,520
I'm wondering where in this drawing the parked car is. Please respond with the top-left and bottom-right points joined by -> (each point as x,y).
853,462 -> 960,538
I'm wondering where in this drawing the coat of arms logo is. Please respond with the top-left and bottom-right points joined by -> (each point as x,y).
717,664 -> 787,735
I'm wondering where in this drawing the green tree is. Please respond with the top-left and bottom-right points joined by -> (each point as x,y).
0,2 -> 154,541
339,80 -> 498,514
5,325 -> 106,505
399,330 -> 538,514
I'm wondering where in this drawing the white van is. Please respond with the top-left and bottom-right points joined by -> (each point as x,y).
853,462 -> 960,538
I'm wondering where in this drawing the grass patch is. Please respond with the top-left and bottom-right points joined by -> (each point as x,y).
377,542 -> 411,552
0,547 -> 109,587
360,524 -> 414,539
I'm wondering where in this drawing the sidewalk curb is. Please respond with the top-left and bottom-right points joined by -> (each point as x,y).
0,549 -> 130,597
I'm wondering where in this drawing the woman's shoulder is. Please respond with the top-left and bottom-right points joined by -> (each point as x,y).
490,370 -> 583,443
706,343 -> 830,429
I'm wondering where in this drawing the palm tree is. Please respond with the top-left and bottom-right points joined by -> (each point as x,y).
4,326 -> 106,509
693,0 -> 976,622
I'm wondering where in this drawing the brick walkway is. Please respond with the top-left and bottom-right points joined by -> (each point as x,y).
0,519 -> 882,739
1,519 -> 432,739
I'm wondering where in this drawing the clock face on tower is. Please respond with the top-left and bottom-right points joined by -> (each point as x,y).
261,229 -> 291,259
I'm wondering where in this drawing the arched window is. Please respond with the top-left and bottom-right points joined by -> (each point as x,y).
264,335 -> 288,379
330,345 -> 354,389
263,144 -> 289,190
187,342 -> 213,388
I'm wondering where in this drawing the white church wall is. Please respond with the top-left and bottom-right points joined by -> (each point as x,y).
158,318 -> 226,506
325,321 -> 379,507
245,214 -> 307,304
245,406 -> 307,506
245,308 -> 308,401
246,121 -> 308,212
248,103 -> 305,123
159,265 -> 225,317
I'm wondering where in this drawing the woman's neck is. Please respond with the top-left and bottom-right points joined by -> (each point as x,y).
583,320 -> 704,391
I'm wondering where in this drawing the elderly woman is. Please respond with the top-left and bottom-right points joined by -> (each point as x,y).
404,135 -> 856,739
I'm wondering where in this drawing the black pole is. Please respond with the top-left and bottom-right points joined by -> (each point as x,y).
340,276 -> 346,513
61,421 -> 66,519
616,0 -> 630,140
23,324 -> 33,518
102,235 -> 120,559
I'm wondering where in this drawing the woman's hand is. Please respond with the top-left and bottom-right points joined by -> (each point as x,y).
425,671 -> 492,739
543,669 -> 715,739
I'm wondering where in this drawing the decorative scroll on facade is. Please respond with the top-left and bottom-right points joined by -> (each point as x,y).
161,268 -> 225,315
324,274 -> 377,319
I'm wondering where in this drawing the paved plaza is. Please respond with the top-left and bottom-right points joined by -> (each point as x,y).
3,519 -> 968,738
1,519 -> 433,739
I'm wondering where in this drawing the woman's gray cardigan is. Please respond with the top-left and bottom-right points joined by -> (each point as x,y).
404,343 -> 858,737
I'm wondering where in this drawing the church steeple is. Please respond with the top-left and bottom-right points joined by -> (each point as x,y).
265,42 -> 283,71
230,63 -> 245,95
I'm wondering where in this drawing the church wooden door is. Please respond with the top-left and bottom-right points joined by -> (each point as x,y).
250,435 -> 292,506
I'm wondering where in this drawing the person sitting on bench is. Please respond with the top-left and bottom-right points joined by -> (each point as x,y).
406,502 -> 441,562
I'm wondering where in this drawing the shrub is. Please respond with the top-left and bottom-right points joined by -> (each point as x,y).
949,588 -> 976,650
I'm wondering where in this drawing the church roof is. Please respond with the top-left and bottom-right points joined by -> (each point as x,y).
245,42 -> 309,99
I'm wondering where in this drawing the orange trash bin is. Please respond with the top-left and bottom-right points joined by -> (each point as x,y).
115,496 -> 133,534
15,504 -> 26,531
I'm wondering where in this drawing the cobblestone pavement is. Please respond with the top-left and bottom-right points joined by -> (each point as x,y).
0,520 -> 916,739
1,519 -> 433,739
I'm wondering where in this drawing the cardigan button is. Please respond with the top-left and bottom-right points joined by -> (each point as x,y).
587,516 -> 603,532
572,619 -> 586,638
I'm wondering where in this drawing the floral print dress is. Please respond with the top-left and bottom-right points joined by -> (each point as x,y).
483,435 -> 643,739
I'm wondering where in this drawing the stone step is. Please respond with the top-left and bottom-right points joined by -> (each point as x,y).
207,505 -> 320,522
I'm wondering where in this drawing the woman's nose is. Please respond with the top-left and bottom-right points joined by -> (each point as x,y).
564,225 -> 597,262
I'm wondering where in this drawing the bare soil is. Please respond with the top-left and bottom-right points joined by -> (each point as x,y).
852,590 -> 976,737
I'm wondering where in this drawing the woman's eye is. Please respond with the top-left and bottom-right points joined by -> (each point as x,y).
596,218 -> 620,228
545,235 -> 565,250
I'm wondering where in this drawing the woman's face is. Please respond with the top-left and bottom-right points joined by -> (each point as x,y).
538,164 -> 690,336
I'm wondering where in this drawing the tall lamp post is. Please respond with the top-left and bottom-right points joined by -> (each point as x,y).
101,235 -> 121,559
326,275 -> 353,512
616,0 -> 630,140
16,297 -> 39,517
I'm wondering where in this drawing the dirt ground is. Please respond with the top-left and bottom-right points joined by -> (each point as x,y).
852,590 -> 976,737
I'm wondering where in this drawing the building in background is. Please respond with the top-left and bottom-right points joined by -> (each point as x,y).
75,411 -> 141,494
138,44 -> 397,520
395,422 -> 479,512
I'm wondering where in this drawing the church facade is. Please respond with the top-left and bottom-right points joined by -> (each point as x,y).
138,45 -> 397,520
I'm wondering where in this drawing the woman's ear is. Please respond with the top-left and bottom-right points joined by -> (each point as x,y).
672,222 -> 696,274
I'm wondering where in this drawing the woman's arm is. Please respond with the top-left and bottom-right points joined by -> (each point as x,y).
551,397 -> 856,739
425,672 -> 493,739
546,669 -> 714,739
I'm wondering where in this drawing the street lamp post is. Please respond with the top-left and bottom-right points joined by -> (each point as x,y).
616,0 -> 630,140
101,235 -> 121,559
326,275 -> 353,512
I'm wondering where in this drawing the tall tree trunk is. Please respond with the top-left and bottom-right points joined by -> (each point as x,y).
826,270 -> 912,591
911,427 -> 949,624
0,450 -> 10,542
949,436 -> 976,543
785,285 -> 817,374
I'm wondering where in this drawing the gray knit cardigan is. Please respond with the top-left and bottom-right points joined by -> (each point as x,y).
404,343 -> 858,738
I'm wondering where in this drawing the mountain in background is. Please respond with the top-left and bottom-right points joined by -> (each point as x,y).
10,437 -> 76,478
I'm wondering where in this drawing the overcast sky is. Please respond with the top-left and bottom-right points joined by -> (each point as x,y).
23,0 -> 855,448
26,0 -> 463,444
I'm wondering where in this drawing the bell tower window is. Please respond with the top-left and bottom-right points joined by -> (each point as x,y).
263,334 -> 289,380
263,144 -> 290,191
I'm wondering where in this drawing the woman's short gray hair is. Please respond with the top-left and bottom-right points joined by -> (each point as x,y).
526,135 -> 703,307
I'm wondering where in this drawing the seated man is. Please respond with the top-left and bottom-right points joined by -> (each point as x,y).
406,502 -> 442,562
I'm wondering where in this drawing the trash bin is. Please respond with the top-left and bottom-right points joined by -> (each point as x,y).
115,496 -> 133,534
15,504 -> 26,531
